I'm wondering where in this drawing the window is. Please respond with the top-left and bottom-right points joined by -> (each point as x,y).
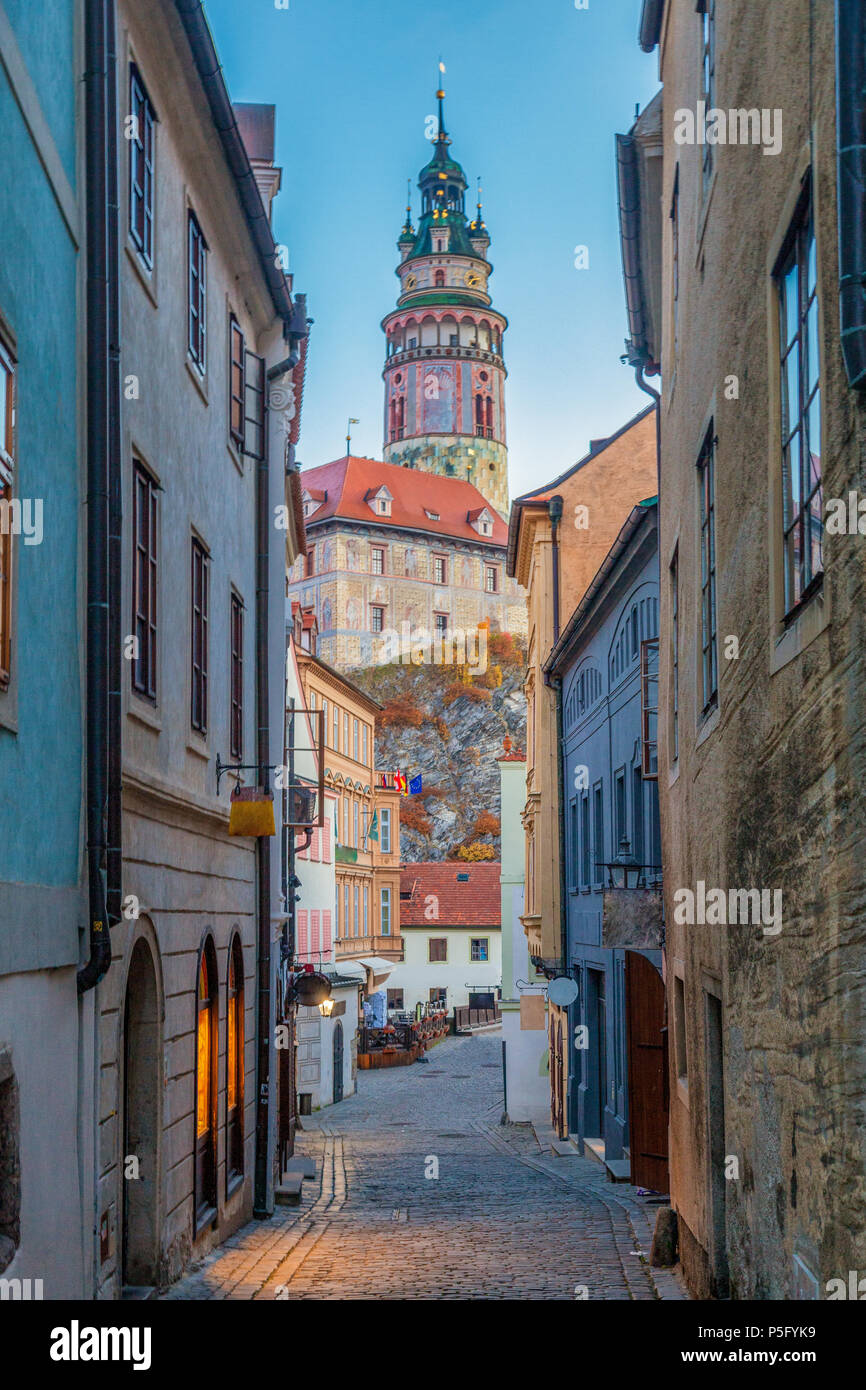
387,989 -> 404,1010
305,546 -> 315,578
485,566 -> 498,593
674,973 -> 688,1082
776,184 -> 822,614
615,770 -> 626,850
343,711 -> 349,753
333,702 -> 339,750
380,885 -> 391,936
188,211 -> 207,373
129,66 -> 155,267
580,792 -> 590,889
353,799 -> 359,847
434,554 -> 446,584
343,882 -> 350,936
0,340 -> 14,689
131,461 -> 158,700
640,639 -> 659,777
353,717 -> 359,761
670,548 -> 679,761
378,499 -> 388,515
354,883 -> 360,934
697,428 -> 718,714
632,764 -> 645,870
362,723 -> 369,766
195,939 -> 218,1221
321,698 -> 328,748
371,546 -> 384,575
363,884 -> 369,934
699,0 -> 716,198
434,269 -> 445,287
230,592 -> 243,759
229,316 -> 244,447
343,797 -> 348,844
569,799 -> 578,890
226,936 -> 244,1187
380,806 -> 392,854
428,938 -> 447,962
371,605 -> 384,634
430,987 -> 447,1005
470,938 -> 489,962
434,613 -> 448,637
593,782 -> 604,886
190,538 -> 209,733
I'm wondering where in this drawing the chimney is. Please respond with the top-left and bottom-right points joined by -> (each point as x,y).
233,103 -> 282,225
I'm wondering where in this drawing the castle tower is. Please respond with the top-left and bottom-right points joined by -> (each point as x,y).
381,84 -> 509,517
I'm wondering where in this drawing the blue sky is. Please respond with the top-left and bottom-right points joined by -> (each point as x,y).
203,0 -> 660,498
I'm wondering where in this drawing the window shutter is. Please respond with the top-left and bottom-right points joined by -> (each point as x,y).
243,349 -> 266,460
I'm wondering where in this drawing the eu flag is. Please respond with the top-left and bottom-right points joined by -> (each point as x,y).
409,775 -> 423,795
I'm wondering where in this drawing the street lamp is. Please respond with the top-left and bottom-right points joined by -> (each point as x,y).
318,998 -> 335,1018
604,836 -> 643,889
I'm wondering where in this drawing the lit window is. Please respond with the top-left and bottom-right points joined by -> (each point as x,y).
226,937 -> 244,1187
195,941 -> 218,1220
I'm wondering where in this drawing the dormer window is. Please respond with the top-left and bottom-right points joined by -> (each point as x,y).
365,485 -> 393,518
468,505 -> 495,537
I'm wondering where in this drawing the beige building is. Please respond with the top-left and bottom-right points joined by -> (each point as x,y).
295,649 -> 402,985
288,455 -> 526,672
506,409 -> 658,971
96,3 -> 307,1294
631,0 -> 866,1298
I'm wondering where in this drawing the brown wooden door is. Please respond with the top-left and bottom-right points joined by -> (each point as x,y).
625,951 -> 669,1192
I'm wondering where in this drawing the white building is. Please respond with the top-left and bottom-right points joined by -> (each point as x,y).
386,863 -> 502,1017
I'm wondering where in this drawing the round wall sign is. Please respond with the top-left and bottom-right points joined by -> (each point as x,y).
547,975 -> 578,1007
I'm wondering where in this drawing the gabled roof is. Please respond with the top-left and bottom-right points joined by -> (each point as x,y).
506,402 -> 656,575
299,457 -> 508,545
399,862 -> 501,927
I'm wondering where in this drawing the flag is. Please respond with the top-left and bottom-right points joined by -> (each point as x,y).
394,771 -> 408,795
409,775 -> 423,795
367,810 -> 379,842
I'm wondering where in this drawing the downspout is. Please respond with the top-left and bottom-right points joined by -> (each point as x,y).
835,0 -> 866,390
253,362 -> 274,1219
106,0 -> 123,928
545,495 -> 568,978
78,0 -> 112,993
635,368 -> 661,501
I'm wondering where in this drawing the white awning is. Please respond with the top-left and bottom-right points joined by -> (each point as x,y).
357,956 -> 396,986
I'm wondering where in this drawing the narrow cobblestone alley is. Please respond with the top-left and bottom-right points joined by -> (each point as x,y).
163,1034 -> 688,1302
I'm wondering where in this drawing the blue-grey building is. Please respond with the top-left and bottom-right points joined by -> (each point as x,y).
0,0 -> 89,1294
545,499 -> 668,1190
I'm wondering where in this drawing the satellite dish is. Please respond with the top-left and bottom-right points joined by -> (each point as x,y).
547,975 -> 578,1008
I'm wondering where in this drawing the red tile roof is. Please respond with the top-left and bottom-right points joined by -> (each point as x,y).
300,457 -> 508,547
399,862 -> 501,927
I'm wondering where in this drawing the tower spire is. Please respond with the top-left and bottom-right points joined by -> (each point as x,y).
437,59 -> 447,141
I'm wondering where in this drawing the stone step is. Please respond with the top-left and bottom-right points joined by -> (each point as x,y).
283,1157 -> 316,1180
550,1139 -> 578,1157
275,1173 -> 304,1205
604,1158 -> 632,1184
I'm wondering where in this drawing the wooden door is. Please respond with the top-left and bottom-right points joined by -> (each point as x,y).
625,951 -> 669,1192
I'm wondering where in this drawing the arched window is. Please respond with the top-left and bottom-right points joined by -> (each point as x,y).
475,393 -> 484,436
226,934 -> 244,1190
434,269 -> 445,288
485,395 -> 494,435
195,936 -> 218,1223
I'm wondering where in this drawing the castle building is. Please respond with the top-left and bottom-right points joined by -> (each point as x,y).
381,85 -> 509,516
288,85 -> 525,672
288,456 -> 526,670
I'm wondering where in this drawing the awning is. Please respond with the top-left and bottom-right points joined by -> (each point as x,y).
322,961 -> 366,987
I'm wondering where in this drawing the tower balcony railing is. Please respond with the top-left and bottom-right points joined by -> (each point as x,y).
385,344 -> 505,372
474,426 -> 494,439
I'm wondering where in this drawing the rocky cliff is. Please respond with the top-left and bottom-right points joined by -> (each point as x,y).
349,632 -> 526,862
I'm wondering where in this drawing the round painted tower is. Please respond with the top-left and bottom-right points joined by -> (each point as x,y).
381,85 -> 509,517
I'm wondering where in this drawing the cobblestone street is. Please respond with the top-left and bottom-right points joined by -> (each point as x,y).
164,1033 -> 687,1301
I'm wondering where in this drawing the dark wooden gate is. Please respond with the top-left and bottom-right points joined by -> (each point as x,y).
550,1013 -> 566,1139
333,1020 -> 344,1104
278,1010 -> 296,1174
625,951 -> 669,1191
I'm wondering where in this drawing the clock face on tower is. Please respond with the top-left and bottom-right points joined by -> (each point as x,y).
404,272 -> 418,291
464,269 -> 481,288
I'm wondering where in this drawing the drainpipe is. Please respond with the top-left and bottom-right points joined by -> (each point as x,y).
545,495 -> 567,977
78,0 -> 113,994
106,0 -> 123,928
548,495 -> 563,645
835,0 -> 866,390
